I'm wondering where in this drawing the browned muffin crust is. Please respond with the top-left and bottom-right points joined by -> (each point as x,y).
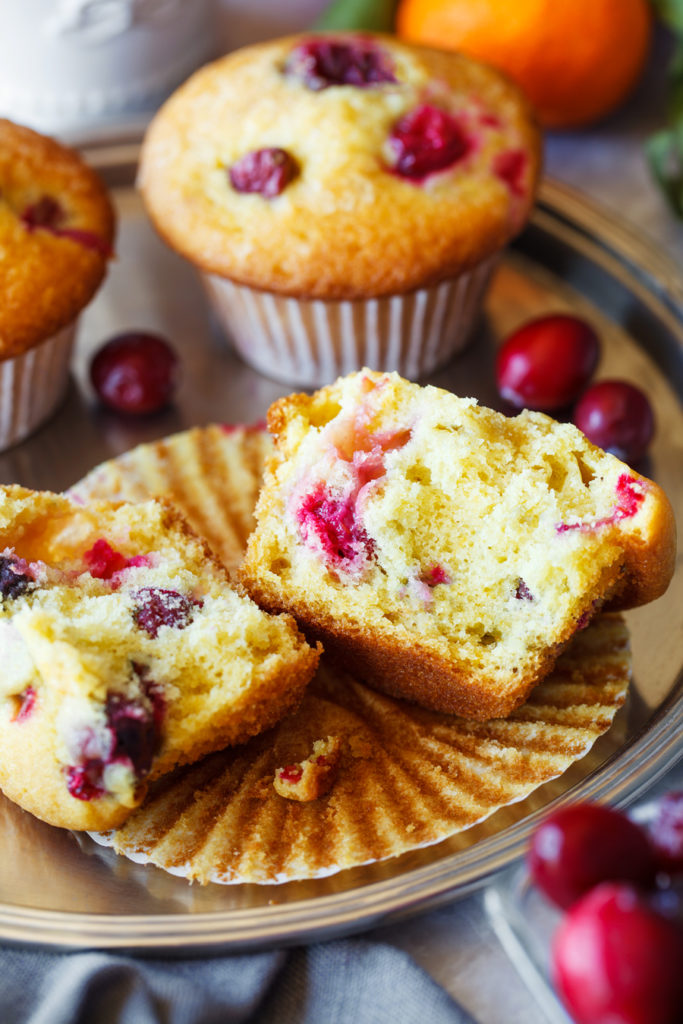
0,119 -> 115,358
139,32 -> 541,300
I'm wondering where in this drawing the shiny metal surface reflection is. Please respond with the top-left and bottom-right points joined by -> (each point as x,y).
0,140 -> 680,951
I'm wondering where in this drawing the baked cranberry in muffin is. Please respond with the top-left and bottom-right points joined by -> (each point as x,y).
0,484 -> 319,830
0,118 -> 115,448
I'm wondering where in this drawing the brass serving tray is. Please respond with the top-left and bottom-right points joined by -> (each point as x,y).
0,135 -> 680,951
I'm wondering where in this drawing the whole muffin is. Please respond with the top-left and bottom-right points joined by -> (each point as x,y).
0,118 -> 115,449
139,32 -> 541,385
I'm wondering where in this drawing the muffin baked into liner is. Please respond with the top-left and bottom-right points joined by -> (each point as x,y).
75,424 -> 630,884
239,371 -> 674,719
0,118 -> 115,448
139,33 -> 540,383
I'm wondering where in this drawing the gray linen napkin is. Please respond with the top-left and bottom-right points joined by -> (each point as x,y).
0,939 -> 476,1024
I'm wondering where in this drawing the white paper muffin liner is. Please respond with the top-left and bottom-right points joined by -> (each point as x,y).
0,322 -> 76,452
202,254 -> 498,387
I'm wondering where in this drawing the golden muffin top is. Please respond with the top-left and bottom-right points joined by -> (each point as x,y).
0,119 -> 115,359
139,33 -> 541,300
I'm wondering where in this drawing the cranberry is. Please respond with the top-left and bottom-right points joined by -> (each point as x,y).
84,539 -> 128,579
66,761 -> 106,801
648,792 -> 683,876
573,380 -> 655,464
229,148 -> 298,199
515,579 -> 533,601
90,332 -> 178,415
528,803 -> 657,910
492,148 -> 528,197
21,195 -> 64,230
286,38 -> 396,90
496,314 -> 600,411
296,484 -> 374,568
21,195 -> 111,255
106,692 -> 158,777
12,686 -> 37,723
278,765 -> 303,784
0,555 -> 32,600
388,105 -> 471,181
133,587 -> 200,638
553,883 -> 683,1024
420,564 -> 451,587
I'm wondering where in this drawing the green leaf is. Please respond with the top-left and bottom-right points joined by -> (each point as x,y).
650,0 -> 683,33
313,0 -> 400,32
646,126 -> 683,216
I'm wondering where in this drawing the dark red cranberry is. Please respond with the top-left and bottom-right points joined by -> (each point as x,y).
515,579 -> 533,601
296,484 -> 374,566
21,195 -> 65,230
0,555 -> 32,600
57,226 -> 112,257
420,564 -> 451,587
133,587 -> 200,638
492,148 -> 528,197
106,693 -> 158,777
12,686 -> 37,723
496,314 -> 600,411
528,802 -> 657,910
388,104 -> 471,181
286,38 -> 396,90
278,765 -> 303,783
553,883 -> 683,1024
229,148 -> 299,199
573,380 -> 655,464
66,761 -> 106,801
648,792 -> 683,876
90,331 -> 178,415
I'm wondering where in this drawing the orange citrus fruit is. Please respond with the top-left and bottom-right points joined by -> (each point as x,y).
396,0 -> 652,129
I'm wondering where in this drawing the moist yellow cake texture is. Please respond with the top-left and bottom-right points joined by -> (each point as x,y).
139,32 -> 540,300
240,370 -> 675,719
0,118 -> 115,358
0,485 -> 319,831
71,425 -> 631,884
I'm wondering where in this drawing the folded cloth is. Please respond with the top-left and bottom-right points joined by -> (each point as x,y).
0,939 -> 475,1024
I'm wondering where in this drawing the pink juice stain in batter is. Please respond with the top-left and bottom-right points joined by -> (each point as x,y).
295,377 -> 412,574
556,474 -> 646,534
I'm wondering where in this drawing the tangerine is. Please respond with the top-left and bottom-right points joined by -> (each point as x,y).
396,0 -> 652,129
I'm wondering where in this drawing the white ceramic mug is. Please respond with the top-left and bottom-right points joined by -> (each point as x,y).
0,0 -> 215,134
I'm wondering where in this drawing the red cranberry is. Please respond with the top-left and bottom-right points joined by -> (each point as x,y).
420,564 -> 451,587
278,765 -> 303,784
21,195 -> 65,230
492,148 -> 528,197
0,555 -> 32,600
66,761 -> 106,801
296,484 -> 374,568
90,332 -> 178,415
553,882 -> 683,1024
515,579 -> 533,601
106,692 -> 158,777
286,38 -> 396,90
388,105 -> 471,181
84,539 -> 128,580
573,380 -> 655,464
528,802 -> 657,910
133,587 -> 200,638
648,792 -> 683,876
496,314 -> 600,411
229,148 -> 298,199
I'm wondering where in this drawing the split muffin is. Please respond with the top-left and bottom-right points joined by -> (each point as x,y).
239,370 -> 675,719
0,485 -> 319,830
